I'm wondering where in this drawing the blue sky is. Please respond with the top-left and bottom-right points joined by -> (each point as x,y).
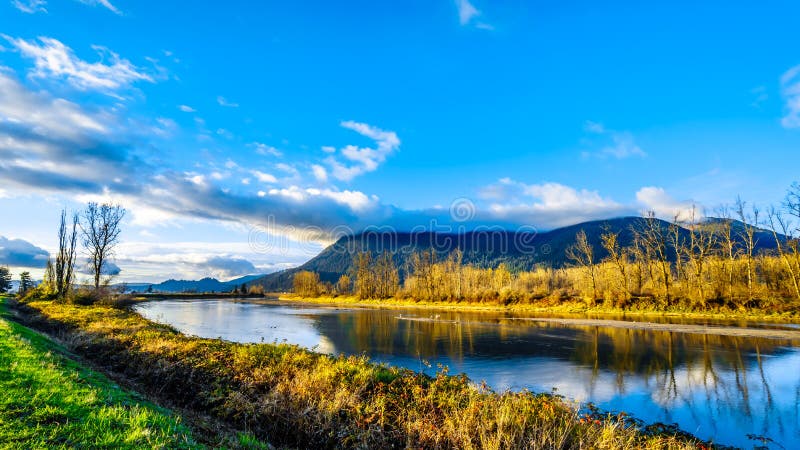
1,0 -> 799,282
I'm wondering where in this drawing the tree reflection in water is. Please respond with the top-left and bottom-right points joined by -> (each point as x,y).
320,308 -> 800,447
136,300 -> 800,448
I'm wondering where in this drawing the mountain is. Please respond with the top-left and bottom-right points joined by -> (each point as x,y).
122,274 -> 265,293
252,216 -> 784,292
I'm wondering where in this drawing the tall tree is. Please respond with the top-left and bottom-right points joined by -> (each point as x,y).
293,271 -> 320,296
637,211 -> 672,301
0,267 -> 11,294
565,229 -> 597,301
766,206 -> 800,300
353,252 -> 376,299
684,205 -> 716,303
374,251 -> 399,299
716,205 -> 737,299
735,197 -> 759,300
81,202 -> 125,290
336,274 -> 351,295
600,224 -> 630,299
19,271 -> 33,294
55,210 -> 79,301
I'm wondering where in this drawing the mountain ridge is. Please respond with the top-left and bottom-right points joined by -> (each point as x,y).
252,216 -> 784,291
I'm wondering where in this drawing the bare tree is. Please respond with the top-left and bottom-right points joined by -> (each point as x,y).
629,232 -> 647,295
669,213 -> 686,284
374,250 -> 399,298
566,229 -> 597,301
735,197 -> 759,300
716,205 -> 737,299
81,202 -> 126,290
600,224 -> 629,299
766,206 -> 800,300
55,209 -> 79,300
637,211 -> 672,301
353,252 -> 376,299
777,183 -> 800,300
684,205 -> 716,303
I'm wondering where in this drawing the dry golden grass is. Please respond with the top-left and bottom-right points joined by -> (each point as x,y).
9,298 -> 711,449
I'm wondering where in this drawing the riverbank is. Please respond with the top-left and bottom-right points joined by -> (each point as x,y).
0,297 -> 201,448
6,297 -> 711,449
277,294 -> 800,323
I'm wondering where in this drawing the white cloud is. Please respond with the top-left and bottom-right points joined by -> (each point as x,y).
582,121 -> 646,159
601,132 -> 646,158
216,128 -> 233,139
455,0 -> 479,25
178,104 -> 196,113
267,186 -> 376,212
275,162 -> 298,175
252,142 -> 282,157
780,64 -> 800,129
311,164 -> 328,182
479,179 -> 630,228
0,68 -> 108,138
76,0 -> 120,14
217,95 -> 239,108
635,187 -> 699,221
113,239 -> 309,281
325,121 -> 401,181
11,0 -> 46,13
251,170 -> 277,184
583,120 -> 606,134
454,0 -> 492,29
750,85 -> 768,108
5,36 -> 153,92
196,256 -> 257,278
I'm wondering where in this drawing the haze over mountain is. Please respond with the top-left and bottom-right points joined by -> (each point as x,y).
121,274 -> 264,294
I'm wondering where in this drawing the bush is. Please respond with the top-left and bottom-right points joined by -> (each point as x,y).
18,286 -> 57,303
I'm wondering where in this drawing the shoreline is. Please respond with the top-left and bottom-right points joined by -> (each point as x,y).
5,296 -> 709,449
273,294 -> 800,324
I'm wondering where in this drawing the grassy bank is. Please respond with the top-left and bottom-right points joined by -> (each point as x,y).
6,297 -> 716,449
0,296 -> 201,449
276,293 -> 800,322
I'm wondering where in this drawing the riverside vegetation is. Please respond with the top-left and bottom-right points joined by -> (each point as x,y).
5,295 -> 715,449
292,188 -> 800,317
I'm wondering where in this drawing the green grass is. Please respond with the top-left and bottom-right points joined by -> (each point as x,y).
0,296 -> 200,449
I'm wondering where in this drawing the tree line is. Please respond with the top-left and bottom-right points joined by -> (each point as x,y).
293,184 -> 800,311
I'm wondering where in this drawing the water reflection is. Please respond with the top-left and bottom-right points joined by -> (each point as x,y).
135,299 -> 800,448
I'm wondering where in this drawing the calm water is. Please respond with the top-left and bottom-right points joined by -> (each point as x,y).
135,299 -> 800,448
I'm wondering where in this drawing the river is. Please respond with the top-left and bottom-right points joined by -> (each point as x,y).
134,299 -> 800,448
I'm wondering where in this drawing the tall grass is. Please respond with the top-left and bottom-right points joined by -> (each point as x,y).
10,298 -> 712,449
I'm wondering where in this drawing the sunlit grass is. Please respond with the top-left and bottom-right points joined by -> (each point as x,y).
0,297 -> 200,449
8,297 -> 715,449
